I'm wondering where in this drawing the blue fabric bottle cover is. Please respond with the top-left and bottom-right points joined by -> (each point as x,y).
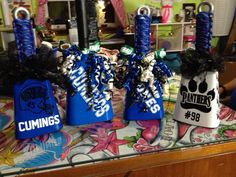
174,2 -> 221,128
123,6 -> 172,121
124,50 -> 172,121
62,43 -> 114,125
13,7 -> 63,139
14,80 -> 63,139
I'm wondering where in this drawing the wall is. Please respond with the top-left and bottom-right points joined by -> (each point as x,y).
123,0 -> 203,21
0,0 -> 219,48
0,0 -> 38,27
123,0 -> 219,48
0,0 -> 203,27
0,0 -> 4,27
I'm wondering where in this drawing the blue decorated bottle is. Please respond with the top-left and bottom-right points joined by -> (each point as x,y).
122,6 -> 172,121
13,7 -> 63,139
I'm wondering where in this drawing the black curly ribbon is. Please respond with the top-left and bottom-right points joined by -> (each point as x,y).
180,49 -> 224,78
124,52 -> 172,111
61,46 -> 114,109
0,11 -> 67,95
89,54 -> 114,103
180,9 -> 223,78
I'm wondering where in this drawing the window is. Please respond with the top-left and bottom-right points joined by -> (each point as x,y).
96,0 -> 120,28
46,0 -> 120,30
46,0 -> 75,30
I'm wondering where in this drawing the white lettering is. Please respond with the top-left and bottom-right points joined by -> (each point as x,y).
17,114 -> 61,132
72,73 -> 86,88
150,104 -> 160,114
136,88 -> 161,114
41,117 -> 49,127
25,121 -> 31,131
70,67 -> 84,80
69,67 -> 111,118
38,118 -> 42,127
18,122 -> 25,132
96,104 -> 110,117
76,80 -> 87,93
48,116 -> 54,126
146,98 -> 157,107
31,119 -> 39,130
54,115 -> 60,124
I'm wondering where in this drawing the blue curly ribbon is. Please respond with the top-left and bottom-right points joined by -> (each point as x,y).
13,18 -> 35,62
156,60 -> 172,77
63,45 -> 81,58
195,12 -> 213,52
127,10 -> 172,106
124,54 -> 141,92
154,80 -> 162,94
154,60 -> 172,94
63,46 -> 114,109
89,54 -> 114,107
125,51 -> 172,107
135,14 -> 151,56
93,56 -> 101,90
88,55 -> 102,109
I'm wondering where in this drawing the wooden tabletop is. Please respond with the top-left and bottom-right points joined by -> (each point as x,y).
23,140 -> 236,177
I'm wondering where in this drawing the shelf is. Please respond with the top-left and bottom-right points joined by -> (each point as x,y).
123,22 -> 195,52
151,21 -> 195,52
166,49 -> 182,52
151,22 -> 192,26
100,38 -> 125,45
0,26 -> 13,32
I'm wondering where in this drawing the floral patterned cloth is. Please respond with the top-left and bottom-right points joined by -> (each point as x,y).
0,88 -> 236,176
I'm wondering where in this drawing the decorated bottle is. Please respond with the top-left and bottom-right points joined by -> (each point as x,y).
123,6 -> 172,121
62,0 -> 114,125
174,2 -> 222,128
13,7 -> 63,139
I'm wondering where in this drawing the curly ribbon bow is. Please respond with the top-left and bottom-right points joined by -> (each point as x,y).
61,43 -> 114,110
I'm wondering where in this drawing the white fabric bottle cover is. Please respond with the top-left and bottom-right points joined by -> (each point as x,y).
174,71 -> 220,128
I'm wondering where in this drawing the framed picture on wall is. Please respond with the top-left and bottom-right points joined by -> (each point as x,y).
2,0 -> 32,26
183,3 -> 196,22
